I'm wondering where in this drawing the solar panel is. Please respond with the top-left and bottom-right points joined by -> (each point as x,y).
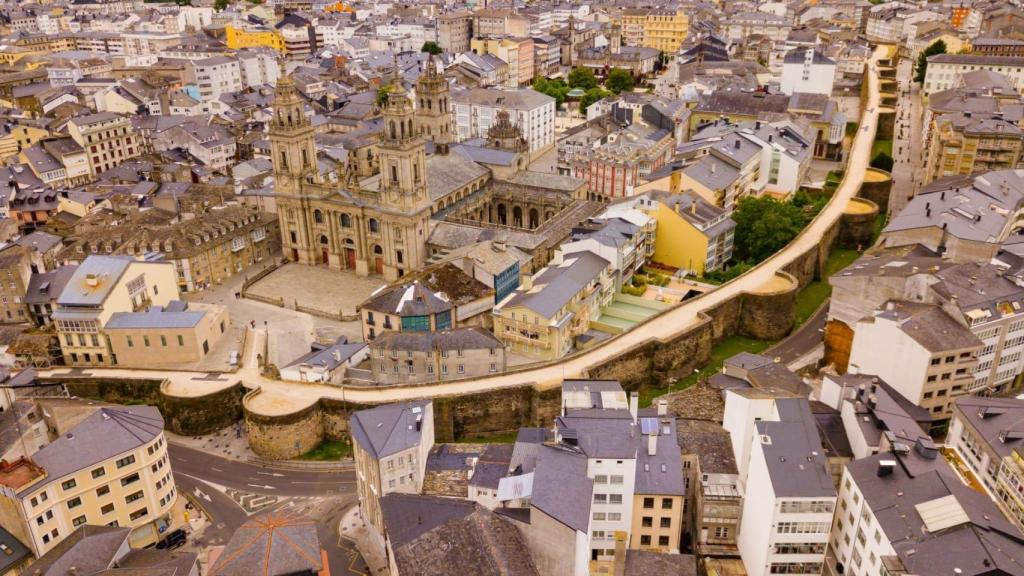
640,418 -> 658,435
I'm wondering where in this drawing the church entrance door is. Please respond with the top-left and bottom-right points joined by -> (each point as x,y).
374,257 -> 384,275
321,246 -> 329,266
345,248 -> 356,270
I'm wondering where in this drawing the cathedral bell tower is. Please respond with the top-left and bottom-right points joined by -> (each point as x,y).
378,70 -> 429,210
269,66 -> 319,191
414,54 -> 454,150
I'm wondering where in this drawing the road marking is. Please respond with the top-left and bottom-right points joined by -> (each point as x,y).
256,471 -> 285,477
193,487 -> 212,502
211,467 -> 222,472
247,484 -> 276,490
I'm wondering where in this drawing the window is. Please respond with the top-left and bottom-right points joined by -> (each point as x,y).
67,497 -> 82,509
125,490 -> 144,504
91,467 -> 105,479
660,517 -> 672,528
609,494 -> 623,505
72,515 -> 87,527
177,335 -> 184,346
101,503 -> 114,514
116,455 -> 136,468
593,512 -> 606,521
610,475 -> 623,485
160,335 -> 167,347
61,479 -> 76,491
661,498 -> 673,509
642,516 -> 653,527
97,485 -> 110,497
593,494 -> 608,504
143,336 -> 150,347
640,535 -> 651,546
129,507 -> 148,521
643,497 -> 655,509
594,475 -> 608,484
121,473 -> 140,487
126,336 -> 133,347
658,536 -> 670,546
30,497 -> 37,507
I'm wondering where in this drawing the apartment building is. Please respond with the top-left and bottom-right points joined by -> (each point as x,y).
0,245 -> 33,324
780,48 -> 837,96
923,54 -> 1024,97
66,112 -> 141,178
224,25 -> 285,53
677,419 -> 742,558
947,396 -> 1024,530
637,191 -> 734,275
438,11 -> 473,54
492,251 -> 613,361
630,401 -> 686,554
52,256 -> 179,367
360,281 -> 466,343
848,301 -> 982,419
0,405 -> 175,557
189,55 -> 242,105
350,401 -> 434,544
469,37 -> 534,88
723,392 -> 836,576
559,215 -> 654,290
452,88 -> 555,157
725,12 -> 789,46
924,111 -> 1024,184
828,431 -> 1024,576
566,119 -> 674,202
103,300 -> 229,368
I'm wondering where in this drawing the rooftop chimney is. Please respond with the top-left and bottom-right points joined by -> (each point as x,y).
877,459 -> 896,477
629,391 -> 639,421
657,399 -> 668,416
648,430 -> 658,456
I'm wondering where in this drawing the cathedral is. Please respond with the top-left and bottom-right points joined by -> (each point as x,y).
271,57 -> 590,281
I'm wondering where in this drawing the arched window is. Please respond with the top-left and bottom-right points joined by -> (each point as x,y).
389,121 -> 396,139
369,218 -> 379,233
280,151 -> 288,169
302,148 -> 309,167
313,209 -> 324,224
319,235 -> 328,245
373,244 -> 383,255
340,213 -> 352,228
427,99 -> 432,110
396,250 -> 404,264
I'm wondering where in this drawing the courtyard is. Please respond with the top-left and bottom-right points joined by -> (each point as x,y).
245,262 -> 385,318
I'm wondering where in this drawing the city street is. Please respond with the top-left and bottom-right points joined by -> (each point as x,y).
168,443 -> 355,497
169,443 -> 367,575
890,56 -> 925,216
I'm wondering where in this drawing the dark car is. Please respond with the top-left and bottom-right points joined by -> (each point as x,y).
156,529 -> 187,550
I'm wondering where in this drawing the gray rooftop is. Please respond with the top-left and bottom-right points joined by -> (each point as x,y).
55,255 -> 135,307
953,396 -> 1024,460
24,525 -> 130,576
530,445 -> 593,533
756,399 -> 836,498
23,405 -> 163,496
500,251 -> 609,319
105,302 -> 206,330
349,400 -> 431,460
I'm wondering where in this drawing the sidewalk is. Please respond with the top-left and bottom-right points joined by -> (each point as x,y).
339,505 -> 389,576
166,426 -> 256,462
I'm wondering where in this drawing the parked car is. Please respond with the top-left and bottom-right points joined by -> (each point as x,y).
156,528 -> 187,550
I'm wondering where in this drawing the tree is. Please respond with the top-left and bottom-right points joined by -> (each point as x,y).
421,41 -> 442,55
213,0 -> 228,10
730,196 -> 807,262
606,68 -> 634,94
579,87 -> 610,113
568,67 -> 598,90
532,76 -> 569,108
870,151 -> 894,172
914,40 -> 947,84
376,84 -> 394,108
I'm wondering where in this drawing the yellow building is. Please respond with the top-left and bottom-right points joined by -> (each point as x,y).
225,25 -> 286,53
0,122 -> 50,160
104,301 -> 230,369
0,405 -> 176,557
52,256 -> 181,367
469,37 -> 533,87
631,402 -> 686,553
642,8 -> 689,53
641,191 -> 735,275
924,112 -> 1024,184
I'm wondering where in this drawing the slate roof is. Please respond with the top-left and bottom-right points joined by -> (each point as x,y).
369,327 -> 502,354
208,511 -> 322,576
870,301 -> 982,353
24,525 -> 130,576
349,400 -> 430,460
426,148 -> 489,202
283,336 -> 366,371
22,405 -> 163,496
953,396 -> 1024,460
675,419 -> 738,475
530,445 -> 592,533
105,303 -> 206,330
500,251 -> 609,319
54,255 -> 135,307
362,281 -> 452,317
0,525 -> 30,574
383,494 -> 540,576
625,550 -> 699,576
755,399 -> 836,498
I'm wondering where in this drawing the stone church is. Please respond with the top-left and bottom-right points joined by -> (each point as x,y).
271,57 -> 591,281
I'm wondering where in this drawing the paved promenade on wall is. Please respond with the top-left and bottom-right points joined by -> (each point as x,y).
39,46 -> 886,410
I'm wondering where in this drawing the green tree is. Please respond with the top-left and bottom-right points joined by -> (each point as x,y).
579,87 -> 610,113
532,76 -> 569,108
376,84 -> 394,108
606,68 -> 634,94
656,51 -> 669,69
870,151 -> 894,172
421,41 -> 442,55
568,67 -> 598,90
914,39 -> 947,83
213,0 -> 228,10
731,196 -> 807,262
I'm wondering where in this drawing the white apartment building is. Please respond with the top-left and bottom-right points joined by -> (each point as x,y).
190,56 -> 242,106
237,49 -> 280,88
726,12 -> 789,47
923,54 -> 1024,97
452,88 -> 556,157
723,392 -> 837,576
0,405 -> 176,557
847,302 -> 981,419
350,401 -> 434,546
779,48 -> 837,96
